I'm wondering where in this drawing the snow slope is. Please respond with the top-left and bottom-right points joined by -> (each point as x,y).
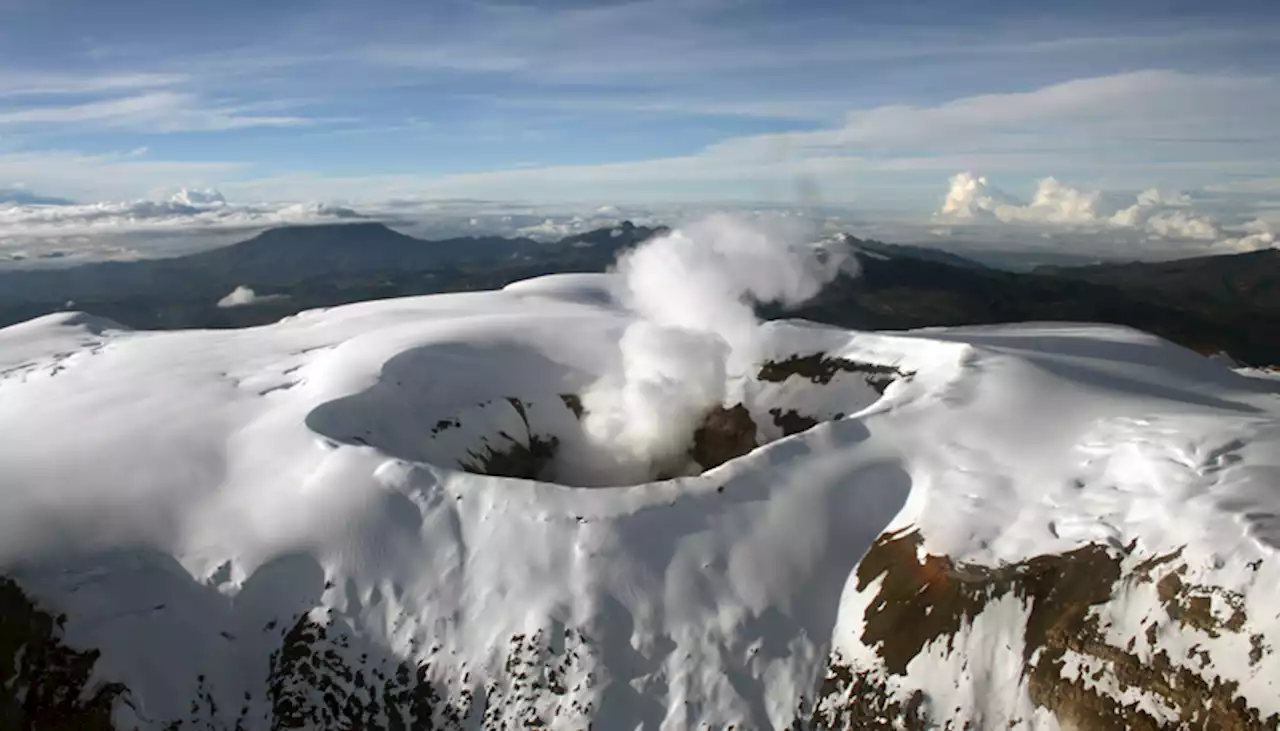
1,275 -> 1279,729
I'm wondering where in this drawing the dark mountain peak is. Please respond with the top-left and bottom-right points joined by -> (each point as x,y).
558,223 -> 668,252
1040,245 -> 1280,292
0,188 -> 76,206
1040,245 -> 1279,275
1158,245 -> 1280,270
262,220 -> 390,233
177,223 -> 411,268
844,236 -> 988,270
439,234 -> 537,247
239,221 -> 413,248
182,222 -> 513,284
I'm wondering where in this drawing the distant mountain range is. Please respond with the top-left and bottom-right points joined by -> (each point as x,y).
0,221 -> 1276,365
792,237 -> 1280,365
0,221 -> 666,329
0,188 -> 76,205
0,221 -> 663,300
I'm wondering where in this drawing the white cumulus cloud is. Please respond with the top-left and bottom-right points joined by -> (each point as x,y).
1139,210 -> 1220,241
171,188 -> 227,207
938,172 -> 1015,219
935,172 -> 1277,252
217,286 -> 287,308
1220,219 -> 1278,252
938,173 -> 1100,224
1106,188 -> 1220,240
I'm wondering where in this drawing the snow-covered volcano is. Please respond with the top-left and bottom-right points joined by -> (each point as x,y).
3,268 -> 1280,726
305,274 -> 906,489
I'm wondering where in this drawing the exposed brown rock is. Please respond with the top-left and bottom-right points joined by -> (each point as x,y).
691,403 -> 758,471
1156,570 -> 1247,638
809,655 -> 929,730
757,352 -> 913,393
812,528 -> 1279,730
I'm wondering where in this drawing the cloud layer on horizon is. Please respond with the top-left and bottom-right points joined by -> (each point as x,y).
0,189 -> 368,264
0,178 -> 1273,270
0,190 -> 880,265
935,172 -> 1277,253
0,189 -> 362,237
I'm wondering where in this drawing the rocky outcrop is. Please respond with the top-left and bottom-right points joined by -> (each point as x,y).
459,433 -> 559,481
812,528 -> 1279,730
690,404 -> 758,471
7,523 -> 1278,731
769,408 -> 823,437
0,578 -> 125,731
455,398 -> 561,481
0,583 -> 603,731
758,353 -> 913,394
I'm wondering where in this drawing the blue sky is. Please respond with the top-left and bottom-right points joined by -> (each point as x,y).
0,0 -> 1278,215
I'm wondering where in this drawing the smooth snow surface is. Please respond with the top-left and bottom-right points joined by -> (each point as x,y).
1,275 -> 1279,729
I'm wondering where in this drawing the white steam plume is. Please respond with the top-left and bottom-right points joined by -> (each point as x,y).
569,214 -> 853,485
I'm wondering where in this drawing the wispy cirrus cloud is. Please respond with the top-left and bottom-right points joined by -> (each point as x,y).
0,91 -> 310,132
0,149 -> 243,200
703,71 -> 1280,162
195,70 -> 1279,205
3,67 -> 1272,211
0,71 -> 186,98
353,0 -> 1276,87
0,0 -> 1275,260
461,93 -> 847,122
